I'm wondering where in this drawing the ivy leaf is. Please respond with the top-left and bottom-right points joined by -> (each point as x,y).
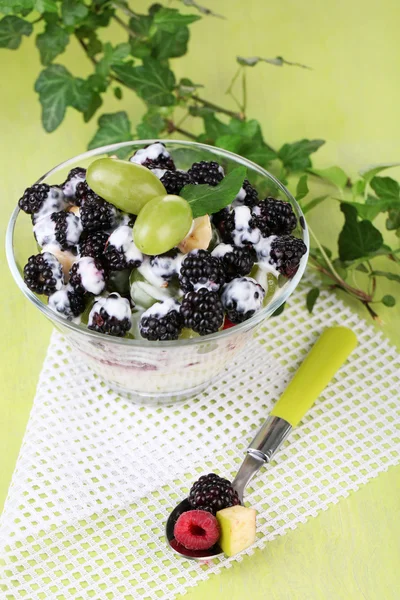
382,295 -> 396,307
302,195 -> 329,214
306,288 -> 320,313
180,166 -> 246,218
0,15 -> 32,48
152,7 -> 201,32
151,25 -> 189,59
370,176 -> 400,201
113,59 -> 176,106
114,86 -> 122,100
352,178 -> 366,198
386,208 -> 400,231
370,270 -> 400,284
278,139 -> 325,172
136,108 -> 165,139
296,174 -> 309,201
0,0 -> 33,15
177,77 -> 203,97
83,91 -> 102,123
61,0 -> 88,27
34,0 -> 57,13
95,42 -> 130,79
36,23 -> 69,66
215,119 -> 276,168
360,162 -> 400,183
88,111 -> 133,154
338,203 -> 383,261
201,113 -> 230,141
309,166 -> 348,189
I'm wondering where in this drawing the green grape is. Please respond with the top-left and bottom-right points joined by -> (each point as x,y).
129,269 -> 179,309
180,328 -> 200,339
86,158 -> 166,214
251,265 -> 278,305
133,195 -> 193,255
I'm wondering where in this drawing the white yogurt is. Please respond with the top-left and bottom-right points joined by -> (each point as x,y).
253,235 -> 279,276
230,206 -> 261,246
62,171 -> 86,197
151,168 -> 167,179
34,214 -> 57,247
77,256 -> 106,295
141,298 -> 180,319
221,276 -> 265,314
211,243 -> 234,258
149,251 -> 183,280
34,186 -> 68,222
89,293 -> 132,326
42,251 -> 64,291
138,257 -> 169,288
232,186 -> 246,208
130,142 -> 170,165
65,213 -> 83,246
108,225 -> 143,265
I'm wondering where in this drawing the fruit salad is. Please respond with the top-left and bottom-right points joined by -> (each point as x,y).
18,142 -> 307,341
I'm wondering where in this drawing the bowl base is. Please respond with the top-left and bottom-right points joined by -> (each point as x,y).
106,379 -> 213,406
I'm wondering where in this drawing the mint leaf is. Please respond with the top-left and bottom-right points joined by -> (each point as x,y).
88,111 -> 132,153
0,15 -> 32,48
370,271 -> 400,284
360,162 -> 400,183
278,139 -> 325,172
338,203 -> 383,261
152,7 -> 201,32
113,59 -> 175,106
306,288 -> 320,313
370,176 -> 400,201
36,23 -> 69,65
61,0 -> 88,27
382,294 -> 396,307
180,166 -> 246,218
296,174 -> 309,201
309,166 -> 348,189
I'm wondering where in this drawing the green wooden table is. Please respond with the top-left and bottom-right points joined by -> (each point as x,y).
1,1 -> 400,596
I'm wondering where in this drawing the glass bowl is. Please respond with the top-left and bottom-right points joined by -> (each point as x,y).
6,140 -> 309,404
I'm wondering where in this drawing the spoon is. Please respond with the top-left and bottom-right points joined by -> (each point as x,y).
166,326 -> 357,560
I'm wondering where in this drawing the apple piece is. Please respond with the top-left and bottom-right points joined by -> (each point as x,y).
178,215 -> 212,253
216,505 -> 257,557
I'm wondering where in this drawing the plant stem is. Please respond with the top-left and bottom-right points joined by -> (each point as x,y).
191,94 -> 244,120
30,16 -> 43,24
112,14 -> 137,38
75,35 -> 98,65
166,120 -> 197,140
309,256 -> 372,302
112,1 -> 139,19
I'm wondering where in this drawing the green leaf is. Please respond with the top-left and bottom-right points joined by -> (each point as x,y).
177,77 -> 203,96
61,0 -> 88,27
302,195 -> 329,214
360,162 -> 400,183
136,108 -> 165,139
356,263 -> 369,273
151,25 -> 189,59
113,59 -> 176,106
309,166 -> 348,189
382,294 -> 396,307
95,42 -> 131,80
114,86 -> 122,100
306,288 -> 320,313
340,200 -> 382,221
296,174 -> 309,201
272,302 -> 285,317
237,55 -> 311,70
278,139 -> 325,172
386,208 -> 400,231
180,166 -> 247,218
338,203 -> 383,261
0,0 -> 33,15
88,111 -> 133,152
83,92 -> 102,123
370,270 -> 400,284
352,178 -> 366,198
152,7 -> 201,32
0,15 -> 32,48
34,0 -> 57,13
370,176 -> 400,201
36,23 -> 69,66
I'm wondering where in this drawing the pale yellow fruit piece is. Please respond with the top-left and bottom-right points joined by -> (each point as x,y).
42,244 -> 78,279
68,205 -> 80,217
216,505 -> 257,557
178,215 -> 212,253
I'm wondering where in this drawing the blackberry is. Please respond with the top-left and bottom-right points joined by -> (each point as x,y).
211,207 -> 229,233
139,299 -> 182,341
61,167 -> 86,198
23,252 -> 64,296
180,289 -> 224,336
130,142 -> 176,171
188,161 -> 224,186
104,225 -> 143,271
48,285 -> 85,319
69,257 -> 107,295
88,293 -> 132,337
80,197 -> 118,232
232,179 -> 259,208
51,211 -> 83,250
74,181 -> 102,207
222,205 -> 260,247
269,235 -> 307,278
188,473 -> 240,515
149,248 -> 181,281
221,277 -> 265,324
212,243 -> 256,281
160,170 -> 192,195
80,231 -> 109,260
179,250 -> 225,293
252,198 -> 297,236
19,184 -> 66,217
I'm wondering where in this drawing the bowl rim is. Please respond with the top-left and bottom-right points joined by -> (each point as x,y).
6,139 -> 309,348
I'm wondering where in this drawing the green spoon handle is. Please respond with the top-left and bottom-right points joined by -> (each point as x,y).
270,326 -> 357,427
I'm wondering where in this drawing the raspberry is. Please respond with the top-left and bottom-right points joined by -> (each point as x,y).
160,170 -> 192,195
212,243 -> 256,281
80,231 -> 109,260
173,510 -> 220,551
80,197 -> 118,232
51,211 -> 83,250
130,142 -> 176,171
88,293 -> 132,337
252,198 -> 297,236
269,235 -> 307,278
104,225 -> 143,271
48,285 -> 85,319
232,179 -> 259,208
221,277 -> 265,323
188,161 -> 224,186
222,206 -> 260,247
179,250 -> 225,293
23,252 -> 64,296
139,299 -> 182,341
180,289 -> 224,336
19,184 -> 67,217
61,167 -> 86,198
188,473 -> 240,515
69,257 -> 107,295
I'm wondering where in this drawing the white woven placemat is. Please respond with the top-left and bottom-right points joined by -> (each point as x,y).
1,283 -> 399,600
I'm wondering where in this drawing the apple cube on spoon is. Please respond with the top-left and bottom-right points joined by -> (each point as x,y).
216,505 -> 257,556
